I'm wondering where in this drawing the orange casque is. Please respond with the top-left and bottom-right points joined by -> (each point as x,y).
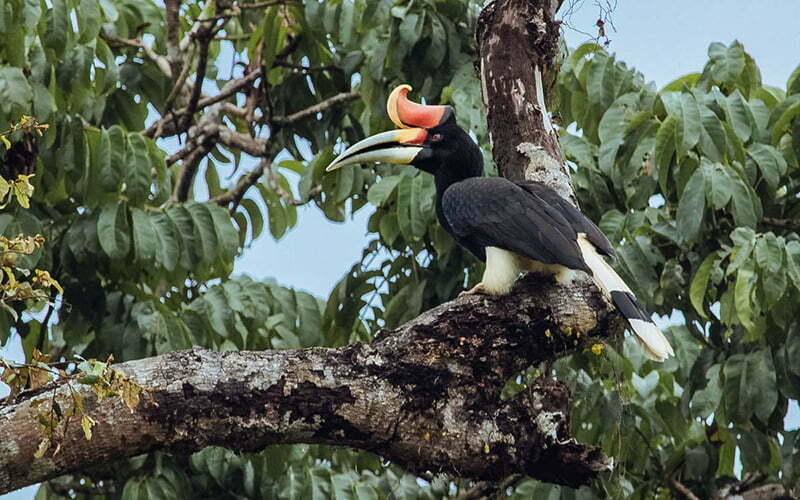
386,84 -> 451,129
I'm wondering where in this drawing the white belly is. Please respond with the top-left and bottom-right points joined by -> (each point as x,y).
481,247 -> 571,295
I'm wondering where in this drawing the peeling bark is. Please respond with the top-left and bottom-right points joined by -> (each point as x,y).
477,0 -> 574,201
1,277 -> 616,494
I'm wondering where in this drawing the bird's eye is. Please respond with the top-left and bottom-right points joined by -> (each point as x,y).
431,133 -> 443,142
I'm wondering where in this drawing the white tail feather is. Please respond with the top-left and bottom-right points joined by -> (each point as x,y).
576,235 -> 674,361
629,319 -> 675,361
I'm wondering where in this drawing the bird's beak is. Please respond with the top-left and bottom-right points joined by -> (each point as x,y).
326,128 -> 428,172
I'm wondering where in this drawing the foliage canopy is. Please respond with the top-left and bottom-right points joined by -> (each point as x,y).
0,0 -> 798,498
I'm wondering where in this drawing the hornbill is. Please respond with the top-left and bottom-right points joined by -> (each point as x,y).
326,85 -> 674,361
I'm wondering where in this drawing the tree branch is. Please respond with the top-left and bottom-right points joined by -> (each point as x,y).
170,107 -> 223,202
667,474 -> 701,500
165,0 -> 183,82
180,26 -> 216,132
761,217 -> 800,233
0,276 -> 618,494
214,157 -> 272,210
271,92 -> 359,125
99,31 -> 172,77
143,69 -> 262,139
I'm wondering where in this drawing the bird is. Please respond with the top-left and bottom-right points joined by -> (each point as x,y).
326,85 -> 674,361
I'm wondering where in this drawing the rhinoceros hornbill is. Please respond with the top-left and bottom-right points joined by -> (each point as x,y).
326,85 -> 673,361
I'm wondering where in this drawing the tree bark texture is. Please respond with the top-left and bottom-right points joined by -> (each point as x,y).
1,0 -> 624,493
1,277 -> 617,494
477,0 -> 573,200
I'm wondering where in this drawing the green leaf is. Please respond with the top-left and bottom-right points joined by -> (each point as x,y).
121,478 -> 141,500
366,175 -> 401,206
755,233 -> 783,274
124,133 -> 152,204
708,41 -> 745,84
772,96 -> 800,145
398,12 -> 423,47
44,0 -> 69,58
676,166 -> 705,242
616,237 -> 660,299
100,126 -> 125,192
396,174 -> 413,240
259,185 -> 288,239
262,6 -> 286,71
0,67 -> 32,115
152,212 -> 180,272
739,429 -> 775,474
788,63 -> 800,95
205,160 -> 222,198
728,167 -> 761,229
338,0 -> 355,47
408,173 -> 430,238
166,205 -> 199,269
751,351 -> 778,421
569,43 -> 604,68
240,198 -> 264,240
734,266 -> 756,332
724,90 -> 754,142
77,0 -> 101,43
747,143 -> 787,191
675,92 -> 702,157
690,252 -> 717,319
561,134 -> 596,169
699,107 -> 727,162
716,439 -> 736,477
424,15 -> 447,68
703,160 -> 734,209
383,280 -> 426,328
131,208 -> 158,265
97,202 -> 131,261
786,241 -> 800,292
655,115 -> 677,193
728,227 -> 757,275
691,365 -> 721,418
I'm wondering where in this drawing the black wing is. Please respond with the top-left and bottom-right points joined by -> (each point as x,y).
516,181 -> 615,257
441,177 -> 613,272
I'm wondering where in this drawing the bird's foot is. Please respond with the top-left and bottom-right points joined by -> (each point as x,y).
459,282 -> 488,297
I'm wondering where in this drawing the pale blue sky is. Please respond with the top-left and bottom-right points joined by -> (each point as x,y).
3,1 -> 799,497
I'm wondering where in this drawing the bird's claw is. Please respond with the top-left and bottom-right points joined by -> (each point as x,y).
459,283 -> 488,297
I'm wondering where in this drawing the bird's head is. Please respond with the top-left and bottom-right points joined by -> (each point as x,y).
326,85 -> 482,179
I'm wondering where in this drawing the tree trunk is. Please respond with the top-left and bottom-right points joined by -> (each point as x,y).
1,0 -> 622,494
477,0 -> 573,200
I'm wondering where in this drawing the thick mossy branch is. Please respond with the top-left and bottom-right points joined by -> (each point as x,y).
0,276 -> 618,494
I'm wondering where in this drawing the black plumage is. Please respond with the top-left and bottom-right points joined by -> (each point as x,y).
441,177 -> 614,274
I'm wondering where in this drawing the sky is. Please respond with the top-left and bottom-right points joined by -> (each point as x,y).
2,1 -> 800,497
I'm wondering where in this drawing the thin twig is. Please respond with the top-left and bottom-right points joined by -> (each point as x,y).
237,0 -> 297,9
273,61 -> 340,73
171,140 -> 215,203
216,126 -> 270,157
99,31 -> 171,77
762,217 -> 800,232
163,43 -> 198,114
455,474 -> 523,500
165,0 -> 183,81
214,157 -> 272,211
181,29 -> 214,132
666,474 -> 700,500
271,92 -> 359,125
